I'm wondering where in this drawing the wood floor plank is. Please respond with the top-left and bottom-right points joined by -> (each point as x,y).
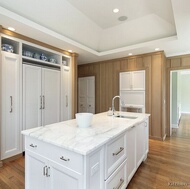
0,114 -> 190,188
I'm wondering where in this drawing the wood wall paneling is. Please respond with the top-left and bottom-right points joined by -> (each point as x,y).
78,52 -> 166,140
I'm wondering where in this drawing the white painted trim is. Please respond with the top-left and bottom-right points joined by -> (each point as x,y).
172,124 -> 178,128
181,112 -> 190,114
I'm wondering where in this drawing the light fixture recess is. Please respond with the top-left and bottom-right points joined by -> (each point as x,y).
155,48 -> 160,51
128,53 -> 133,56
113,8 -> 119,13
68,50 -> 73,52
8,27 -> 15,31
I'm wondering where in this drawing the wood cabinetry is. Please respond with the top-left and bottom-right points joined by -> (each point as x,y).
78,52 -> 166,140
23,64 -> 60,129
0,52 -> 21,160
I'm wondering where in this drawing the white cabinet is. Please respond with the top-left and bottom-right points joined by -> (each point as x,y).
126,121 -> 148,184
25,136 -> 83,189
23,64 -> 60,130
120,70 -> 145,91
136,122 -> 145,168
61,59 -> 72,121
78,76 -> 95,114
126,125 -> 136,182
0,52 -> 21,160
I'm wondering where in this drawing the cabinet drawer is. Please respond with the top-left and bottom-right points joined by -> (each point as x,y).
25,136 -> 51,158
25,136 -> 83,174
105,159 -> 127,189
105,133 -> 127,178
51,145 -> 83,175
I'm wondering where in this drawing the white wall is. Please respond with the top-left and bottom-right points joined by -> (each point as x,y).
180,72 -> 190,113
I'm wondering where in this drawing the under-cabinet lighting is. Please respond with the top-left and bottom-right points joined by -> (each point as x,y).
8,27 -> 15,31
113,8 -> 119,13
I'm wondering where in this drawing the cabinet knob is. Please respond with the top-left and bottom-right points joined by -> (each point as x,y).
30,144 -> 37,148
112,147 -> 124,156
60,156 -> 70,162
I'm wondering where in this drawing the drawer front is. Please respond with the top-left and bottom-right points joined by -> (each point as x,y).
105,133 -> 127,178
25,136 -> 83,174
105,159 -> 127,189
51,145 -> 83,175
25,136 -> 51,158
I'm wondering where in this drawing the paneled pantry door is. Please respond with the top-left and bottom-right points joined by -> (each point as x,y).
78,76 -> 95,114
23,64 -> 60,131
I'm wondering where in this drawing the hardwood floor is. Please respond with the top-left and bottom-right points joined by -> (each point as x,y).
0,114 -> 190,189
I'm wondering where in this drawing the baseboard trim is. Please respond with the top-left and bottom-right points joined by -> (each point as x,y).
149,136 -> 163,141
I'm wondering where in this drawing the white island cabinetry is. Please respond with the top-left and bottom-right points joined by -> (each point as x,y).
23,112 -> 149,189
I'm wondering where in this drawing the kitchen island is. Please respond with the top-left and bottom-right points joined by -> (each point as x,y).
22,112 -> 150,189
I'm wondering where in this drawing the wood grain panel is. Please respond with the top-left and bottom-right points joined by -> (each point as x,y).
151,54 -> 162,138
120,59 -> 128,70
128,58 -> 136,70
171,58 -> 181,67
182,56 -> 190,67
136,57 -> 144,69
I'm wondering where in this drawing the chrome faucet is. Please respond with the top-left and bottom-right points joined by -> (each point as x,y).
112,96 -> 123,115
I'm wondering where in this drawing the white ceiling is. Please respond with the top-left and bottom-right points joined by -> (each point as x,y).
0,0 -> 190,64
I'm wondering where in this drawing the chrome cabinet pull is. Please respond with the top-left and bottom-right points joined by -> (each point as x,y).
113,147 -> 124,156
66,95 -> 68,107
46,167 -> 50,177
43,166 -> 47,176
42,95 -> 45,109
30,144 -> 37,148
60,156 -> 70,161
10,96 -> 13,113
113,178 -> 124,189
40,96 -> 42,109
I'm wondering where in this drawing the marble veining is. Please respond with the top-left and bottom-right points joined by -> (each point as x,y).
22,112 -> 149,155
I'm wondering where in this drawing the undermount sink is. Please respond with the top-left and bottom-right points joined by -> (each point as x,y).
114,115 -> 138,119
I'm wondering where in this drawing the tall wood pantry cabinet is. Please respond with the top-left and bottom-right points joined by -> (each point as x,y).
0,51 -> 22,160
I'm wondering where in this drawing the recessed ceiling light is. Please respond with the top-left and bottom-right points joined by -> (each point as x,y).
155,48 -> 160,51
68,50 -> 72,52
8,27 -> 15,31
113,8 -> 119,13
128,53 -> 133,56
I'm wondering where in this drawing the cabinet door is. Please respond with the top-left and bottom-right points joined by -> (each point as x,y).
49,161 -> 83,189
120,72 -> 131,90
126,126 -> 136,183
132,71 -> 145,90
144,119 -> 149,155
23,64 -> 42,130
136,122 -> 145,168
42,68 -> 60,126
78,77 -> 87,112
61,67 -> 72,121
1,52 -> 21,159
25,150 -> 48,189
87,77 -> 95,114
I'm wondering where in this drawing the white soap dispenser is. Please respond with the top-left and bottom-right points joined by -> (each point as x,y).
107,107 -> 113,116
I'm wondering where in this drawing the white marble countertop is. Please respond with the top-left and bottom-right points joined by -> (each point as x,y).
22,112 -> 149,155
